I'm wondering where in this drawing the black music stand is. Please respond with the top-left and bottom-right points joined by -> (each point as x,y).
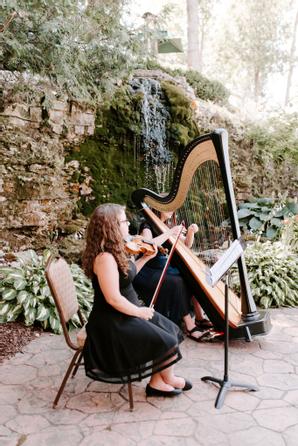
201,238 -> 259,409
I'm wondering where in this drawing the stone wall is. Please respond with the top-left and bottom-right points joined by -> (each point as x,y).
0,71 -> 95,254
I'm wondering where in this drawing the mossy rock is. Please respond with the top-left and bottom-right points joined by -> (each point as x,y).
161,81 -> 198,147
66,138 -> 145,215
66,78 -> 201,216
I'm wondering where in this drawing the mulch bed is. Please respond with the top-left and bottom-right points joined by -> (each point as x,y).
0,321 -> 42,364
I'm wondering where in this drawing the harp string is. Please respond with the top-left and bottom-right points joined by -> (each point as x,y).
175,160 -> 232,270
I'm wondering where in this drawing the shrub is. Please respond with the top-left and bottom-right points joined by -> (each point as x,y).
233,241 -> 298,309
238,197 -> 298,240
143,60 -> 229,104
1,1 -> 137,103
247,113 -> 298,165
0,250 -> 93,334
184,70 -> 229,104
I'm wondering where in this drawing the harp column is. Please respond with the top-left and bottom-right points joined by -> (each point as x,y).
213,129 -> 260,323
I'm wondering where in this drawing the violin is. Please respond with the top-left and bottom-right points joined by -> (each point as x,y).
125,236 -> 168,256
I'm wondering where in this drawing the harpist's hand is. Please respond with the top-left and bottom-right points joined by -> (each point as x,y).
137,306 -> 155,320
188,223 -> 198,234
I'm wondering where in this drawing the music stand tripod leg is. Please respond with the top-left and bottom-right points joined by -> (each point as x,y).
201,272 -> 259,409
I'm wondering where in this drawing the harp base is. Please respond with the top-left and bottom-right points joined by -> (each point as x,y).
232,309 -> 272,340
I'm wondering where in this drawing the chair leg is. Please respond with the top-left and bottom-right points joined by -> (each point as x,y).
127,382 -> 134,411
53,350 -> 81,408
71,350 -> 83,378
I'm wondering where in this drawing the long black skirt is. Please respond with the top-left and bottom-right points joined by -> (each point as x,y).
84,309 -> 183,384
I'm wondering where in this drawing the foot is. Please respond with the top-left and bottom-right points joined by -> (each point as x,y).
195,318 -> 213,330
146,384 -> 182,397
186,326 -> 211,342
148,379 -> 175,392
164,376 -> 193,391
163,375 -> 185,389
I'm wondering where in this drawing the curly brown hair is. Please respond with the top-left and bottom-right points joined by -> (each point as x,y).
82,203 -> 129,278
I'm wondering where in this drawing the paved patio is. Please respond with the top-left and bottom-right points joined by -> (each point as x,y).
1,308 -> 298,446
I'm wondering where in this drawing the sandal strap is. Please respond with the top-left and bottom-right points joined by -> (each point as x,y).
195,318 -> 213,326
187,326 -> 202,335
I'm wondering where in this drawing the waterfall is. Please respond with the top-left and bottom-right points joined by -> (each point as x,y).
130,78 -> 174,193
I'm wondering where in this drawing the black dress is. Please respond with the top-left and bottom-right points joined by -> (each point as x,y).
83,260 -> 183,384
133,222 -> 193,326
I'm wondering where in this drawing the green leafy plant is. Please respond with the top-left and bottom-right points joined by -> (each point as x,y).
232,241 -> 298,309
0,250 -> 93,334
1,1 -> 138,103
237,198 -> 298,240
183,69 -> 229,105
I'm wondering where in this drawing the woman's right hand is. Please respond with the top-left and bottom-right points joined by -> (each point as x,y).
137,306 -> 155,320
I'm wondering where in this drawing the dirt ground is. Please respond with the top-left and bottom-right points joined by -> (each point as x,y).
0,322 -> 42,363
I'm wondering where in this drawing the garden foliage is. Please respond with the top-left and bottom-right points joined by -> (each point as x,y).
144,60 -> 229,104
1,0 -> 137,102
242,240 -> 298,309
231,214 -> 298,309
237,197 -> 298,240
0,250 -> 93,334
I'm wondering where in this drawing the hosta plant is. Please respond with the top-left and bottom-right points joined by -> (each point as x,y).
232,241 -> 298,309
237,198 -> 298,240
0,250 -> 93,334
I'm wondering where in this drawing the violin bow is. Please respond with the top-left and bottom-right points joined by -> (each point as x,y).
149,223 -> 185,309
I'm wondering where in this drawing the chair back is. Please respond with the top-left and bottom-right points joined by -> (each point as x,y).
45,256 -> 80,350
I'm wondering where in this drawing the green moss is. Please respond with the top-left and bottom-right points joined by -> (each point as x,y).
66,80 -> 202,216
96,86 -> 143,140
66,139 -> 145,215
161,81 -> 198,147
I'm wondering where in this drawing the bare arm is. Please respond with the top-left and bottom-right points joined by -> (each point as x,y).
94,253 -> 154,319
140,225 -> 183,247
184,224 -> 199,248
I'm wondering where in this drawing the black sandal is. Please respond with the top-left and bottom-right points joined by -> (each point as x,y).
196,329 -> 224,342
195,318 -> 214,330
186,326 -> 211,342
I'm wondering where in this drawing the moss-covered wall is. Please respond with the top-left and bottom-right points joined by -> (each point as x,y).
66,77 -> 200,217
67,76 -> 297,225
2,68 -> 296,259
66,138 -> 145,215
161,81 -> 198,148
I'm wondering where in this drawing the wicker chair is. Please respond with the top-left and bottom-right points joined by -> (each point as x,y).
45,256 -> 134,410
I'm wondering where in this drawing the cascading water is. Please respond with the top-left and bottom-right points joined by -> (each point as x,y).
130,78 -> 174,193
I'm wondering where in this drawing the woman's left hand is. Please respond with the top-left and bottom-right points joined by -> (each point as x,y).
143,244 -> 158,261
188,223 -> 199,234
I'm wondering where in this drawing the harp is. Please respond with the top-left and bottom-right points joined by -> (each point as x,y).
132,129 -> 271,339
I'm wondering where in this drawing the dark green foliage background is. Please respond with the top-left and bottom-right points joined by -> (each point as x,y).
1,0 -> 137,102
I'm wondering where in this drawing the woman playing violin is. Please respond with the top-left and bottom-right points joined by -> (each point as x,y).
82,203 -> 192,397
133,209 -> 213,342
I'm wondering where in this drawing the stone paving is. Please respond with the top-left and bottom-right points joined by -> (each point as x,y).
1,308 -> 298,446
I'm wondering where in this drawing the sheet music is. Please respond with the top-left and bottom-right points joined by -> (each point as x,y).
206,239 -> 245,287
